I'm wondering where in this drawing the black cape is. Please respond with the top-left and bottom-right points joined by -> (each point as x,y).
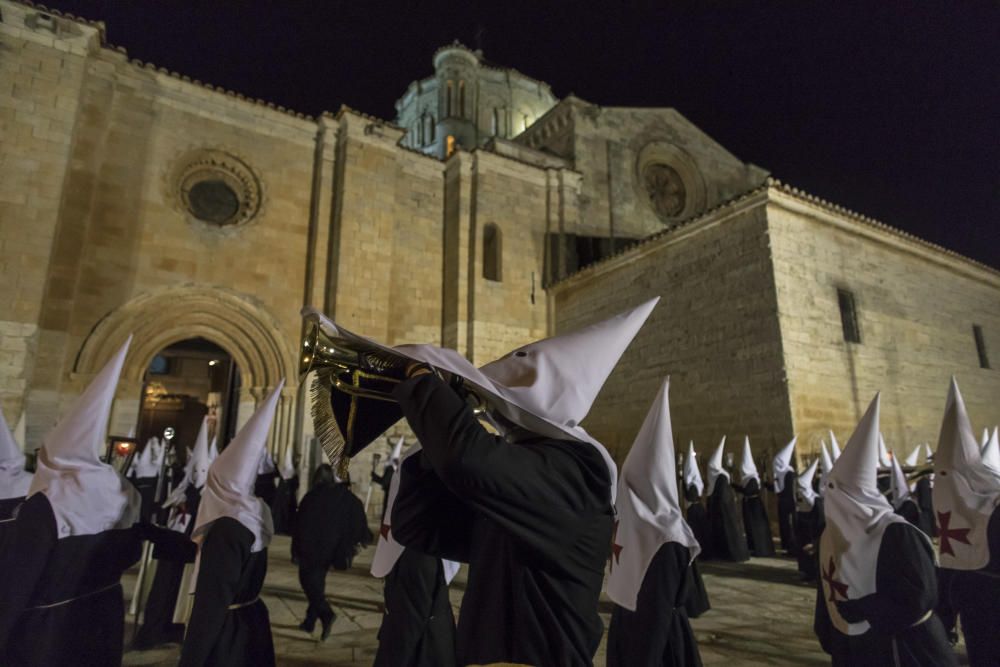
178,517 -> 274,667
607,542 -> 704,667
292,481 -> 372,570
684,499 -> 710,558
775,470 -> 798,554
130,474 -> 159,523
706,476 -> 749,562
684,559 -> 711,619
814,522 -> 957,667
372,465 -> 395,520
270,475 -> 298,535
374,547 -> 457,667
795,499 -> 825,581
938,507 -> 1000,667
391,374 -> 612,667
738,478 -> 776,557
0,496 -> 24,553
0,493 -> 145,666
913,477 -> 936,537
253,471 -> 278,509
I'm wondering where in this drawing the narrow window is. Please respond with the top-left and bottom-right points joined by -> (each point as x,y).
491,108 -> 499,136
417,117 -> 424,146
446,81 -> 453,117
837,288 -> 861,344
427,113 -> 435,142
459,80 -> 466,118
483,223 -> 502,281
523,113 -> 530,131
446,135 -> 456,158
974,325 -> 990,369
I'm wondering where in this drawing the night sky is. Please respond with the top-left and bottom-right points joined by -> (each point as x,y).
41,1 -> 999,268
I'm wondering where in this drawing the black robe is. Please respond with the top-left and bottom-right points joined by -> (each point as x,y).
684,498 -> 710,558
913,477 -> 936,537
607,542 -> 703,667
0,496 -> 24,552
775,470 -> 798,554
795,499 -> 824,581
374,548 -> 457,667
391,374 -> 612,667
130,474 -> 159,523
372,465 -> 395,521
253,471 -> 278,509
0,494 -> 146,666
939,508 -> 1000,667
738,478 -> 776,557
178,517 -> 274,667
814,522 -> 957,667
706,476 -> 749,562
270,475 -> 298,535
684,559 -> 711,619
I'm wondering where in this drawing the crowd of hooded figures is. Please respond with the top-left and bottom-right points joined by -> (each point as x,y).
0,298 -> 997,666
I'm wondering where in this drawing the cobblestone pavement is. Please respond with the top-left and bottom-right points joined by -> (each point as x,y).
122,534 -> 968,666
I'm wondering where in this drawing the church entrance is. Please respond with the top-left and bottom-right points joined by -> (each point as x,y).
136,338 -> 240,465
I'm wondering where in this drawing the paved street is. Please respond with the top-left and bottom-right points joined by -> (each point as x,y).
122,534 -> 967,666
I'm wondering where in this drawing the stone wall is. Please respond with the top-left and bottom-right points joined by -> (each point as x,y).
551,191 -> 794,464
768,187 -> 1000,461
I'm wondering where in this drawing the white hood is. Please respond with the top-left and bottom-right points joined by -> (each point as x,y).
738,436 -> 760,487
0,408 -> 32,500
706,436 -> 729,496
981,427 -> 1000,475
683,441 -> 703,498
932,378 -> 1000,571
818,442 -> 835,497
903,446 -> 922,468
278,441 -> 297,481
922,442 -> 934,464
193,382 -> 283,552
829,430 -> 842,461
28,337 -> 140,538
796,458 -> 820,511
820,393 -> 914,636
607,378 -> 700,611
305,297 -> 659,503
773,437 -> 796,492
189,417 -> 212,489
877,433 -> 892,468
889,453 -> 913,509
371,441 -> 460,584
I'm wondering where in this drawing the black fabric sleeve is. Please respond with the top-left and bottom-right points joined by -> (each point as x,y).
0,494 -> 57,650
392,374 -> 610,564
138,522 -> 197,562
840,522 -> 937,635
633,544 -> 684,660
178,518 -> 251,667
391,453 -> 475,562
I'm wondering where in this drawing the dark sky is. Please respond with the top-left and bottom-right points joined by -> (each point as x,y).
43,1 -> 999,268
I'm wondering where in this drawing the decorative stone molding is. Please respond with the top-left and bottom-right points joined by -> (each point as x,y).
634,141 -> 707,224
167,148 -> 263,232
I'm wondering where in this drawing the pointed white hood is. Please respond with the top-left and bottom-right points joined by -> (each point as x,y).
981,427 -> 1000,475
257,448 -> 276,475
607,378 -> 700,611
904,446 -> 922,468
389,435 -> 404,467
796,458 -> 820,511
129,437 -> 160,478
189,417 -> 212,489
193,382 -> 283,552
28,337 -> 140,538
922,442 -> 934,464
706,436 -> 729,496
818,441 -> 835,497
278,442 -> 297,481
932,378 -> 1000,571
773,437 -> 796,492
371,441 -> 460,584
829,430 -> 842,461
889,453 -> 912,509
683,441 -> 703,498
304,297 -> 659,503
982,428 -> 991,449
819,393 -> 914,636
0,409 -> 32,499
877,433 -> 892,468
738,436 -> 759,487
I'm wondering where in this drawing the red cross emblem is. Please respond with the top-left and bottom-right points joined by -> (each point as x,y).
379,523 -> 390,540
937,511 -> 971,556
610,520 -> 623,571
822,557 -> 849,602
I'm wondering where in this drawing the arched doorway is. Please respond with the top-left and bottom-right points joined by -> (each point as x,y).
137,338 -> 241,461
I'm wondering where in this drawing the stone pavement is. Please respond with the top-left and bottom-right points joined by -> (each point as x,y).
122,535 -> 968,666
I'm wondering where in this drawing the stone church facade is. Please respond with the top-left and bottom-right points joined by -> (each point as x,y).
1,0 -> 998,473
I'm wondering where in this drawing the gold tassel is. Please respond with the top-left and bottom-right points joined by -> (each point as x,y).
310,370 -> 348,474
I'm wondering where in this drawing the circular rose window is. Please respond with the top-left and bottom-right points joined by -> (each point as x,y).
642,163 -> 686,220
174,150 -> 261,228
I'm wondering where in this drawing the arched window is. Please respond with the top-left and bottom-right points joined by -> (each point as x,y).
459,80 -> 466,118
491,108 -> 500,136
445,81 -> 453,117
446,135 -> 456,158
426,113 -> 435,142
483,223 -> 502,282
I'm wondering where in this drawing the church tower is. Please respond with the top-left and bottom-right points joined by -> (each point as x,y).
395,41 -> 558,159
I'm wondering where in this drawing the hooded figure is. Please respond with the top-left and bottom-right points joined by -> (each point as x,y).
0,408 -> 32,518
372,435 -> 405,520
252,446 -> 279,509
606,379 -> 704,666
383,298 -> 657,667
794,459 -> 824,581
178,382 -> 284,667
0,338 -> 149,665
818,442 -> 835,498
128,436 -> 162,522
372,442 -> 458,667
829,431 -> 842,461
771,436 -> 798,554
932,379 -> 1000,666
981,427 -> 1000,474
705,437 -> 749,562
814,394 -> 955,667
163,417 -> 213,525
680,441 -> 711,618
270,443 -> 299,535
889,453 -> 925,534
735,436 -> 775,557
